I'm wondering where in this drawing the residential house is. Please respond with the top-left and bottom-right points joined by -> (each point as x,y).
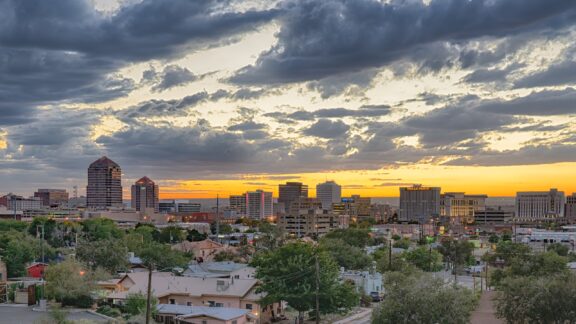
26,262 -> 48,278
155,304 -> 252,324
106,272 -> 280,323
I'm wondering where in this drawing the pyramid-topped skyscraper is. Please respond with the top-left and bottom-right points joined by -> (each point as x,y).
87,156 -> 123,209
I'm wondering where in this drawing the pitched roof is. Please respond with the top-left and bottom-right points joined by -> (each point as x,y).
109,272 -> 258,300
89,156 -> 120,168
156,304 -> 249,321
135,176 -> 155,185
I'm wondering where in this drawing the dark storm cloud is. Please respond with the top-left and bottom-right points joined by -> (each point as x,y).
115,91 -> 209,121
228,121 -> 267,131
0,104 -> 37,126
7,108 -> 101,147
303,119 -> 350,138
445,144 -> 576,166
151,65 -> 197,92
514,60 -> 576,88
477,88 -> 576,115
315,105 -> 392,118
231,0 -> 576,84
402,105 -> 518,147
0,0 -> 278,125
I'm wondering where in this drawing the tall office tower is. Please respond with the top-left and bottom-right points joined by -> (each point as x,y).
399,185 -> 441,222
131,177 -> 159,212
316,181 -> 342,210
278,182 -> 308,213
34,189 -> 69,207
516,189 -> 565,221
86,156 -> 123,209
246,190 -> 273,220
229,195 -> 247,216
440,192 -> 487,225
565,193 -> 576,223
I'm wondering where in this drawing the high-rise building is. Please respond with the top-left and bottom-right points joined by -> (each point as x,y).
399,185 -> 441,223
86,156 -> 123,209
566,193 -> 576,223
229,195 -> 247,216
515,189 -> 565,220
316,181 -> 341,210
34,189 -> 69,207
246,190 -> 273,220
278,182 -> 308,213
131,177 -> 159,212
440,192 -> 487,225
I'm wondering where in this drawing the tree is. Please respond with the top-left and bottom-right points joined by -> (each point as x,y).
124,293 -> 158,316
0,231 -> 56,277
319,238 -> 372,270
372,272 -> 477,324
490,251 -> 568,286
28,217 -> 57,242
76,238 -> 128,273
547,242 -> 569,256
137,242 -> 188,324
158,226 -> 185,244
484,241 -> 531,267
403,246 -> 443,272
252,242 -> 358,323
186,229 -> 207,242
45,259 -> 107,307
392,238 -> 411,249
323,228 -> 372,247
81,218 -> 124,241
488,234 -> 499,244
495,274 -> 576,324
210,223 -> 233,235
0,220 -> 28,233
437,238 -> 474,276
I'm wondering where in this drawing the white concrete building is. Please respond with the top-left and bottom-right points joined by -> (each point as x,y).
246,190 -> 273,220
316,181 -> 342,210
516,189 -> 565,220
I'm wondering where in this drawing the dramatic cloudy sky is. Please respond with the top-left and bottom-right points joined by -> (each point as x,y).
1,0 -> 576,198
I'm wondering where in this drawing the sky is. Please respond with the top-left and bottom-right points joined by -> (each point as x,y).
1,0 -> 575,199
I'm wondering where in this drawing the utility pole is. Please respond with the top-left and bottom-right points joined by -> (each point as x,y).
388,239 -> 392,270
315,254 -> 320,324
145,264 -> 153,324
216,194 -> 220,243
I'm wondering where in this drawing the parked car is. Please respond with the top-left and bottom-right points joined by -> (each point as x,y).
370,291 -> 381,302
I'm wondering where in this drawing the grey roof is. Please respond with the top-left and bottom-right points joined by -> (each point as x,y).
183,261 -> 249,278
156,304 -> 249,320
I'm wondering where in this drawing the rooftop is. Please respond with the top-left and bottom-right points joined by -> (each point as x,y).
89,156 -> 120,168
157,304 -> 249,321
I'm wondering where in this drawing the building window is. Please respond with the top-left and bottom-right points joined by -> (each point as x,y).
169,299 -> 175,304
232,321 -> 237,324
207,301 -> 215,307
215,302 -> 224,307
187,302 -> 192,306
246,304 -> 253,310
202,321 -> 207,324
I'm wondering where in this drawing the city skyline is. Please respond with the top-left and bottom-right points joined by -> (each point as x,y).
1,0 -> 576,198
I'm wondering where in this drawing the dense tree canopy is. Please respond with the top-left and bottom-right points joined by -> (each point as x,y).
319,238 -> 372,270
323,228 -> 372,247
496,274 -> 576,324
252,242 -> 358,321
372,272 -> 477,324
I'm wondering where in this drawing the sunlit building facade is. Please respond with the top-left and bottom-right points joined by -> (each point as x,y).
399,185 -> 441,223
87,156 -> 123,209
131,176 -> 159,212
515,189 -> 565,220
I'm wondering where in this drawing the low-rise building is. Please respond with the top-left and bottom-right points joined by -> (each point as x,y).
440,192 -> 487,225
156,304 -> 252,324
106,272 -> 277,323
279,199 -> 346,237
172,239 -> 236,262
183,261 -> 255,280
340,269 -> 383,296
